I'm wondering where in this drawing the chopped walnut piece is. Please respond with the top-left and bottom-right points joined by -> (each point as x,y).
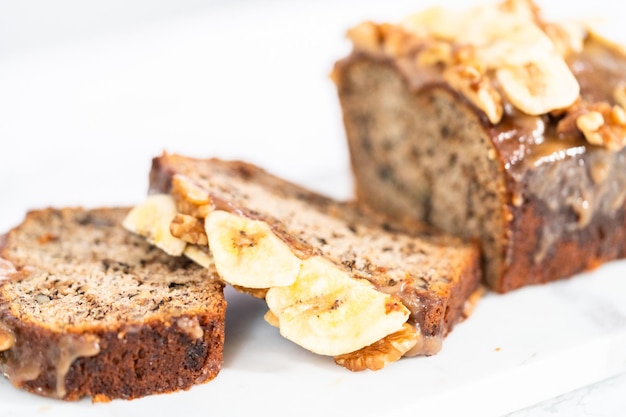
171,175 -> 212,218
443,64 -> 503,124
577,111 -> 604,139
346,21 -> 382,55
416,41 -> 453,66
612,105 -> 626,124
237,285 -> 269,300
333,323 -> 418,371
571,103 -> 626,150
170,213 -> 208,245
380,24 -> 421,57
557,101 -> 626,150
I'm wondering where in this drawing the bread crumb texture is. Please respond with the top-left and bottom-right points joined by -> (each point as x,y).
0,207 -> 225,401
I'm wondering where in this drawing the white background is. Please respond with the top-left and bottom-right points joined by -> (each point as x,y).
1,1 -> 625,415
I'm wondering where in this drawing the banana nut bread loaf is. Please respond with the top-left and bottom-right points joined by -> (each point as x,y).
126,152 -> 481,371
0,207 -> 226,401
333,0 -> 626,293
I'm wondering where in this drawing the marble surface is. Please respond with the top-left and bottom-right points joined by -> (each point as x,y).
1,0 -> 626,415
508,372 -> 626,417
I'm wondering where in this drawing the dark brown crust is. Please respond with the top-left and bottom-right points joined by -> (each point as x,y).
149,156 -> 176,196
441,254 -> 482,336
500,194 -> 626,292
0,306 -> 225,401
0,207 -> 226,401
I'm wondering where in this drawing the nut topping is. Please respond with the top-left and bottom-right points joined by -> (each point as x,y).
350,0 -> 585,122
576,105 -> 626,150
416,41 -> 453,67
333,323 -> 418,371
558,101 -> 626,150
170,213 -> 208,245
346,21 -> 381,55
443,64 -> 503,124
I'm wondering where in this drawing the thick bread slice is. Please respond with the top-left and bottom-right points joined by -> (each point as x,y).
0,207 -> 226,401
333,1 -> 626,293
143,152 -> 481,371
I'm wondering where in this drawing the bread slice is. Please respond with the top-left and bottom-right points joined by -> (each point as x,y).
134,152 -> 481,371
333,0 -> 626,292
0,207 -> 226,401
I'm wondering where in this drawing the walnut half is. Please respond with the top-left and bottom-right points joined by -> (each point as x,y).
575,104 -> 626,151
333,323 -> 418,371
170,213 -> 208,245
443,64 -> 503,124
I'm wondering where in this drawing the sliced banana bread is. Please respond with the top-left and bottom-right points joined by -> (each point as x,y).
333,0 -> 626,292
128,152 -> 481,371
0,207 -> 226,401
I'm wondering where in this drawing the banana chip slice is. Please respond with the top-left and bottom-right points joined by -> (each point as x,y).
205,210 -> 301,289
265,256 -> 409,356
496,54 -> 579,115
122,194 -> 187,256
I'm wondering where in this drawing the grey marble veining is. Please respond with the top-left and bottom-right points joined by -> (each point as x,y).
507,371 -> 626,417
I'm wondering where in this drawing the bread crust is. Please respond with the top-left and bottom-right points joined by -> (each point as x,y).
0,309 -> 224,401
0,207 -> 226,401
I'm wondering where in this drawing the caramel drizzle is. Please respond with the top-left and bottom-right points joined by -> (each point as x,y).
54,334 -> 100,398
0,325 -> 100,399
